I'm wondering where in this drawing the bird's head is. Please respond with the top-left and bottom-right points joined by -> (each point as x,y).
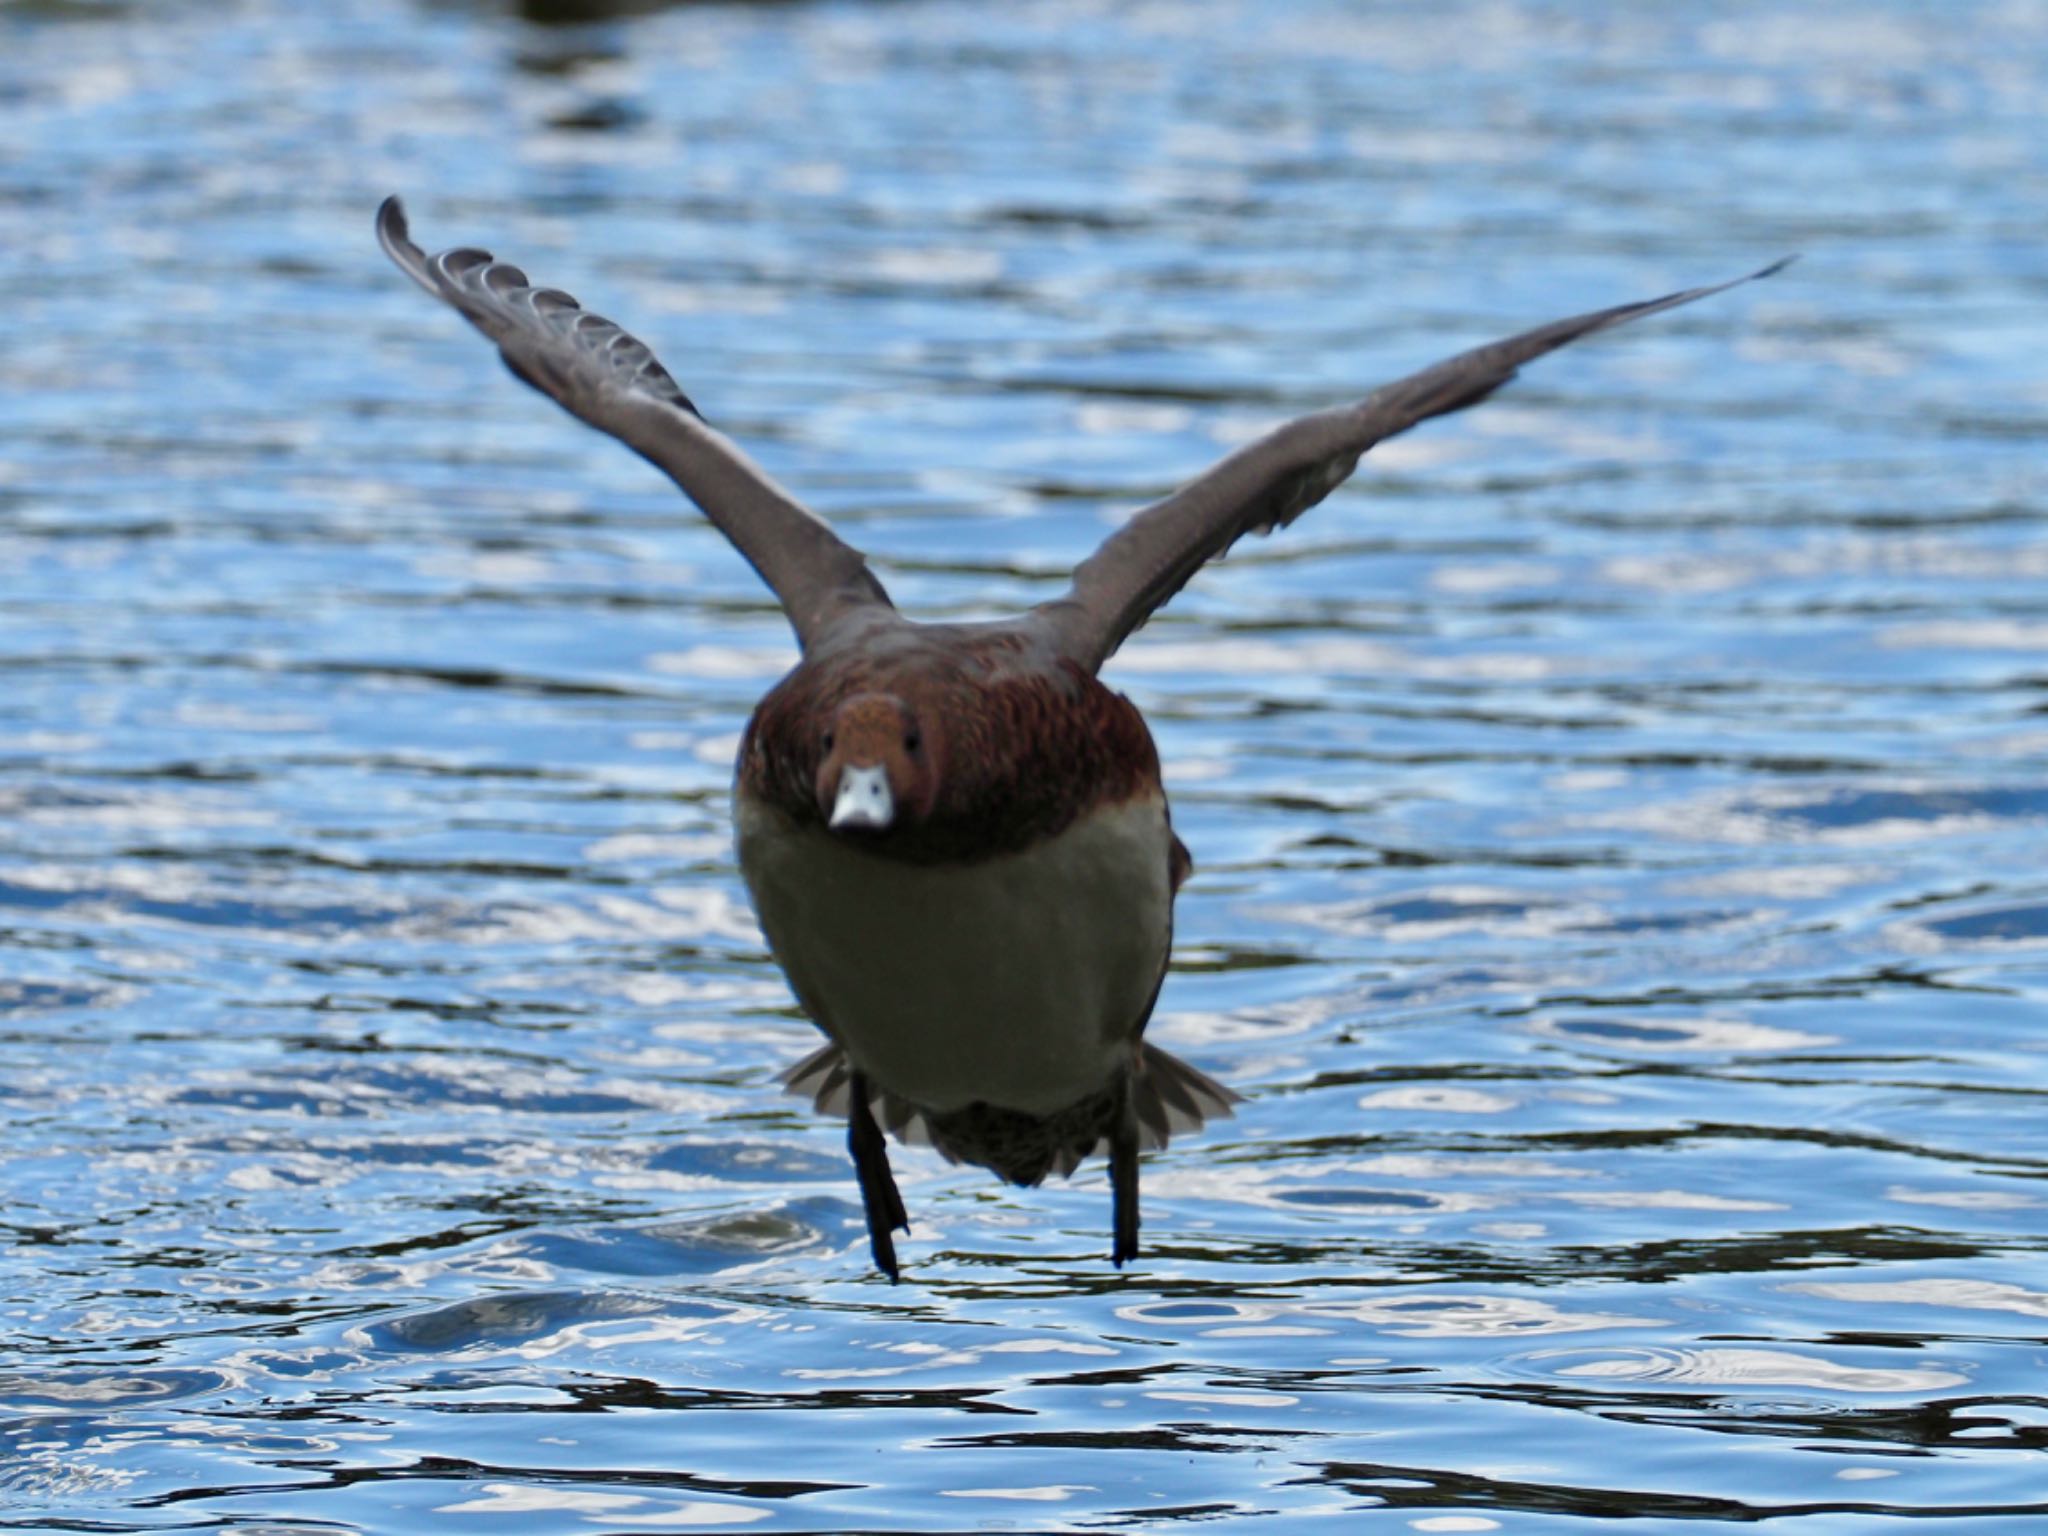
812,691 -> 939,834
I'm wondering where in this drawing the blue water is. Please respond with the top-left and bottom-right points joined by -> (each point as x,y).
5,1 -> 2048,1529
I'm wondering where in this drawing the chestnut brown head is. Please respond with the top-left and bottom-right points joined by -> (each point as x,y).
813,692 -> 939,833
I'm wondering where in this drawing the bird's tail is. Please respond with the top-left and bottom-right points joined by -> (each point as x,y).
780,1039 -> 1242,1182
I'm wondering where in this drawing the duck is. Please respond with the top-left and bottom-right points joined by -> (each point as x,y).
377,196 -> 1786,1278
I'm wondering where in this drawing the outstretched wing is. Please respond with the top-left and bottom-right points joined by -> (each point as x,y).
377,197 -> 891,649
1035,258 -> 1793,672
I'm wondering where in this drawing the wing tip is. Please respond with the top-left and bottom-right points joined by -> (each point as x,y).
1750,253 -> 1800,283
374,194 -> 408,252
375,194 -> 433,288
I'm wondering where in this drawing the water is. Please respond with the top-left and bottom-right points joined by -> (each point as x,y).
5,0 -> 2047,1528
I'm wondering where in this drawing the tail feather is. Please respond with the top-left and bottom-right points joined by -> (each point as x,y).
782,1040 -> 851,1116
780,1038 -> 1241,1176
1133,1041 -> 1242,1151
781,1041 -> 936,1149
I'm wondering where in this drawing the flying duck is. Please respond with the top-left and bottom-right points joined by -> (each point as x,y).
377,196 -> 1785,1278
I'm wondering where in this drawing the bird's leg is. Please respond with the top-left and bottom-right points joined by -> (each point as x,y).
846,1069 -> 909,1280
1110,1076 -> 1141,1267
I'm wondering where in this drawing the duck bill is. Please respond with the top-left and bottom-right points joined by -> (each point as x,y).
829,764 -> 895,831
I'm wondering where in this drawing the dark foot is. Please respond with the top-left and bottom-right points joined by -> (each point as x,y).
847,1070 -> 910,1280
1110,1080 -> 1141,1267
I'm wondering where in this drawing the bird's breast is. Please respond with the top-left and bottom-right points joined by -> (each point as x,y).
736,790 -> 1176,1116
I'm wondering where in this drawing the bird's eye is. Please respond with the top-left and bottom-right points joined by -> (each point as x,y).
903,728 -> 921,753
822,731 -> 835,754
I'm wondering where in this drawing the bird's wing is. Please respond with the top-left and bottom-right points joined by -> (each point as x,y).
376,197 -> 891,649
1033,259 -> 1792,672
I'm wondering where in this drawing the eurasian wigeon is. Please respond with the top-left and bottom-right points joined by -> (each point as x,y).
379,197 -> 1785,1277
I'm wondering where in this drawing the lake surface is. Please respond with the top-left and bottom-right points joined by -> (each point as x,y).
5,0 -> 2047,1529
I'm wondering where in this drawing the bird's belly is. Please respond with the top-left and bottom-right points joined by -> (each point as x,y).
736,795 -> 1174,1115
